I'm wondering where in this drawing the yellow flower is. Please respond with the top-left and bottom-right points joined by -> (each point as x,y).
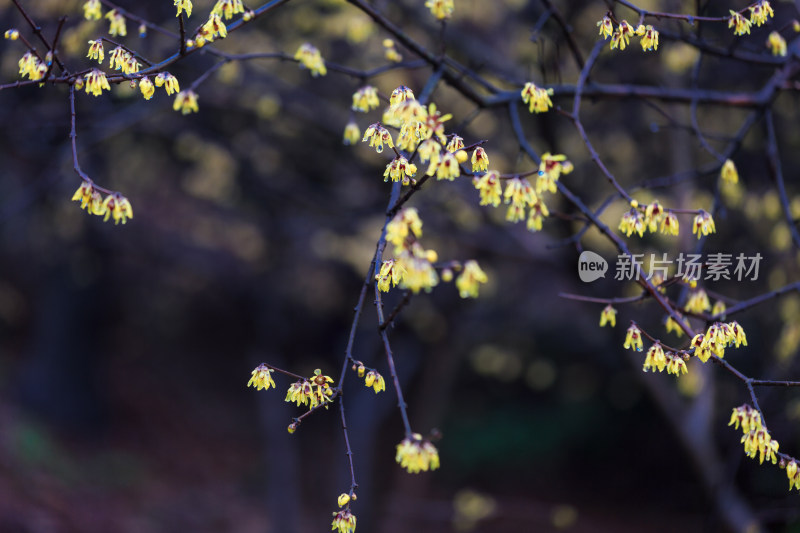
105,9 -> 127,37
526,195 -> 549,232
660,211 -> 679,235
139,76 -> 154,99
294,43 -> 326,77
767,31 -> 787,57
665,352 -> 687,376
200,13 -> 228,41
599,305 -> 616,327
537,153 -> 572,194
624,324 -> 643,351
384,157 -> 418,185
692,210 -> 715,238
175,0 -> 193,17
729,321 -> 747,348
396,434 -> 440,473
337,493 -> 351,508
4,29 -> 19,40
619,209 -> 644,237
362,123 -> 394,154
396,247 -> 439,293
285,369 -> 334,410
331,509 -> 357,533
343,120 -> 360,146
173,90 -> 199,114
436,152 -> 460,181
83,0 -> 102,21
665,315 -> 687,337
456,260 -> 488,298
211,0 -> 244,20
418,139 -> 442,176
446,135 -> 464,153
473,170 -> 502,207
87,40 -> 104,64
18,52 -> 46,81
84,69 -> 111,96
425,0 -> 454,20
729,11 -> 751,36
384,40 -> 402,62
155,72 -> 180,95
101,193 -> 133,224
643,342 -> 667,372
521,82 -> 553,114
247,364 -> 276,391
644,201 -> 664,233
352,86 -> 380,112
597,16 -> 613,40
386,208 -> 422,252
390,85 -> 415,107
613,21 -> 635,50
471,147 -> 489,173
742,428 -> 779,464
721,159 -> 738,184
71,181 -> 105,216
787,460 -> 800,491
376,259 -> 406,292
685,289 -> 710,314
749,1 -> 774,27
712,300 -> 726,317
422,103 -> 451,143
637,25 -> 659,51
365,370 -> 385,393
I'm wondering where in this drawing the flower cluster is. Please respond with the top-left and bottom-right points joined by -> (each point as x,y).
285,369 -> 335,410
728,405 -> 779,464
72,182 -> 134,224
749,1 -> 774,27
473,171 -> 501,207
599,305 -> 616,327
455,260 -> 488,299
109,46 -> 140,74
18,51 -> 47,82
84,69 -> 111,97
641,342 -> 687,375
364,370 -> 386,393
294,43 -> 327,77
690,321 -> 747,362
211,0 -> 245,20
396,434 -> 440,473
786,459 -> 800,490
106,9 -> 127,37
618,200 -> 679,237
155,72 -> 181,95
83,0 -> 102,20
175,0 -> 193,18
352,85 -> 380,112
332,509 -> 357,533
247,364 -> 276,391
384,156 -> 418,185
520,82 -> 553,114
728,11 -> 751,36
597,17 -> 659,52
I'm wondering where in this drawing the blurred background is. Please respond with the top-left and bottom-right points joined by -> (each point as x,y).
1,0 -> 800,531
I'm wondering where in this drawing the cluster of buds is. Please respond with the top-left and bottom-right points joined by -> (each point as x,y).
72,181 -> 133,224
597,16 -> 660,52
396,433 -> 440,473
352,363 -> 386,394
690,321 -> 747,362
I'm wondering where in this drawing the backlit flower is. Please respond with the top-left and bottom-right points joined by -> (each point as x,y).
201,13 -> 227,41
665,352 -> 687,376
247,364 -> 276,390
396,434 -> 440,473
155,72 -> 180,95
619,209 -> 645,237
376,259 -> 406,292
211,0 -> 244,20
101,193 -> 133,224
636,24 -> 659,51
294,43 -> 326,77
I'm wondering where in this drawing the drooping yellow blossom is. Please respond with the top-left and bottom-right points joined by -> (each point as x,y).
610,21 -> 635,50
173,90 -> 199,114
84,69 -> 110,96
332,509 -> 357,533
749,1 -> 774,27
660,211 -> 679,236
597,15 -> 613,40
636,24 -> 659,51
742,427 -> 779,464
155,72 -> 180,95
386,208 -> 423,252
87,40 -> 104,63
396,245 -> 439,293
643,342 -> 667,372
471,147 -> 489,173
294,43 -> 326,77
599,305 -> 616,327
139,76 -> 154,99
521,82 -> 554,114
101,193 -> 133,224
729,10 -> 751,36
105,9 -> 127,37
390,85 -> 415,107
417,139 -> 441,176
211,0 -> 244,20
665,352 -> 688,376
71,181 -> 106,216
175,0 -> 193,17
365,370 -> 385,393
352,86 -> 380,112
285,369 -> 334,410
436,152 -> 461,181
384,157 -> 418,186
4,29 -> 19,40
83,0 -> 102,21
527,195 -> 549,232
685,289 -> 711,314
337,493 -> 351,508
362,123 -> 394,154
692,210 -> 716,238
665,315 -> 687,337
712,300 -> 726,317
396,434 -> 440,473
644,201 -> 665,233
691,333 -> 711,362
721,159 -> 738,184
383,39 -> 402,62
247,364 -> 276,390
767,31 -> 787,57
729,404 -> 762,434
787,460 -> 800,491
200,13 -> 228,41
537,153 -> 572,194
446,135 -> 464,153
456,260 -> 488,299
619,209 -> 645,237
624,324 -> 643,351
343,120 -> 360,145
18,52 -> 47,81
108,46 -> 126,70
423,103 -> 451,143
425,0 -> 454,20
376,259 -> 406,292
473,170 -> 501,207
729,321 -> 747,348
